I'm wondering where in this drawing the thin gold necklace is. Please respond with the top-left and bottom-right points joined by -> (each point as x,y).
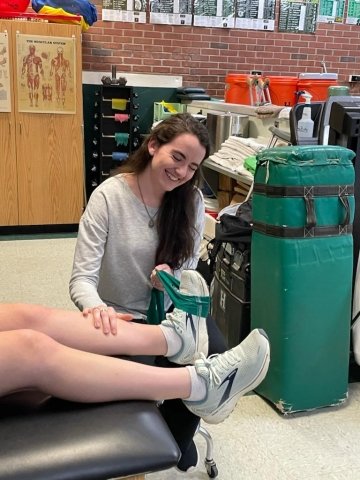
136,175 -> 158,228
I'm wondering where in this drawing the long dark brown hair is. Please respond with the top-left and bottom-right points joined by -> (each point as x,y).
118,113 -> 210,269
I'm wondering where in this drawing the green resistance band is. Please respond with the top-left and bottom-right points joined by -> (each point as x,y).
147,270 -> 210,325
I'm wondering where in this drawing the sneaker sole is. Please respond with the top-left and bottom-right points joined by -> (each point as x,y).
171,270 -> 209,365
190,271 -> 209,361
183,270 -> 209,297
201,329 -> 270,424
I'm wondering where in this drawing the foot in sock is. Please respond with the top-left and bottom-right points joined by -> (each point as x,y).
184,328 -> 270,424
160,269 -> 209,365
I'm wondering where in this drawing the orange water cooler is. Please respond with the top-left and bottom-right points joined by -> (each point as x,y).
297,73 -> 338,101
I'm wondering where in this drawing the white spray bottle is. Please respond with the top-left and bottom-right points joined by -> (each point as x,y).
297,91 -> 314,139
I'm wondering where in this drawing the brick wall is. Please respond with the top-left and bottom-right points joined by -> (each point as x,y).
83,0 -> 360,98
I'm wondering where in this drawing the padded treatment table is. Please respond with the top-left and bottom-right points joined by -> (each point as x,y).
0,397 -> 180,480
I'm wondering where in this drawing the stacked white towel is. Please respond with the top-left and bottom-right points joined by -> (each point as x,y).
209,136 -> 266,180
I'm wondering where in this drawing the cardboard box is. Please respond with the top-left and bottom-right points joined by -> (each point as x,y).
231,193 -> 246,204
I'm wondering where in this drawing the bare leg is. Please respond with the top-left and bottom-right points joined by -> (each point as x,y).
0,304 -> 167,357
0,329 -> 190,402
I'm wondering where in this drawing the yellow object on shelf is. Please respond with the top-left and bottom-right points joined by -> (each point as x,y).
153,101 -> 186,122
112,98 -> 128,111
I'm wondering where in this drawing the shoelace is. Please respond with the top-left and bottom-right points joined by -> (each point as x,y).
166,309 -> 185,334
198,350 -> 240,388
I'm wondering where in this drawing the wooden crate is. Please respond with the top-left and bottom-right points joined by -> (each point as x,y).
218,173 -> 234,192
217,190 -> 232,210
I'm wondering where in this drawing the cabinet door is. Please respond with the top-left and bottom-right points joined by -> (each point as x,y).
12,21 -> 84,225
0,23 -> 18,226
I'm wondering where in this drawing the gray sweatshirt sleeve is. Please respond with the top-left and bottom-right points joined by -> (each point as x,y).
69,188 -> 110,310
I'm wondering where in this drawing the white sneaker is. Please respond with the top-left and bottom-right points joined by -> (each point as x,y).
161,270 -> 209,365
184,329 -> 270,424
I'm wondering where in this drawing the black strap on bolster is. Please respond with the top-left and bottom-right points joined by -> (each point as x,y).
254,184 -> 354,197
339,195 -> 351,227
253,221 -> 353,238
304,195 -> 316,229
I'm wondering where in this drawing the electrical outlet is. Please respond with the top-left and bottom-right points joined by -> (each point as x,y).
349,75 -> 360,82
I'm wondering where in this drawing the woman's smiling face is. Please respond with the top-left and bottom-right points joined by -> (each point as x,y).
148,133 -> 206,192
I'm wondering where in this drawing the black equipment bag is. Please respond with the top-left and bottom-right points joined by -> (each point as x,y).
209,201 -> 253,348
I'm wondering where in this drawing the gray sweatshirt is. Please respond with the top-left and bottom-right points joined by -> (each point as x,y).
69,174 -> 205,319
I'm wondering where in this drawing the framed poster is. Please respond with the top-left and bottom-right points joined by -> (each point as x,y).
102,0 -> 146,23
0,32 -> 11,113
16,34 -> 76,114
278,0 -> 319,33
150,0 -> 192,26
193,0 -> 236,28
235,0 -> 276,30
346,0 -> 360,24
318,0 -> 345,23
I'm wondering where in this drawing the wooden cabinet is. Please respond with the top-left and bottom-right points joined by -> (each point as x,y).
0,20 -> 84,228
0,81 -> 17,226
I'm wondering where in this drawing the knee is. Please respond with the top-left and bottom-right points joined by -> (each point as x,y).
14,329 -> 57,362
13,304 -> 53,330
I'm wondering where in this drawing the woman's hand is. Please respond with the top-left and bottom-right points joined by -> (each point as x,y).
83,305 -> 133,335
150,264 -> 172,291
